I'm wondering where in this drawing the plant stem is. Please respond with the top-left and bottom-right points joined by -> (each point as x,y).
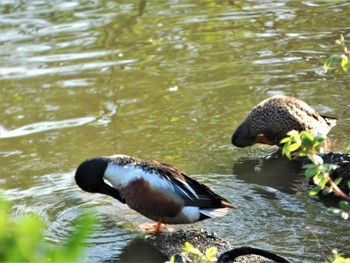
325,173 -> 350,201
307,153 -> 350,201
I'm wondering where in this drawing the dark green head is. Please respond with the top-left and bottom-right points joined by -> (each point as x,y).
75,157 -> 125,203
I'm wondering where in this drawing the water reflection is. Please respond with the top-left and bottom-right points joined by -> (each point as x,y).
233,151 -> 303,196
0,117 -> 95,138
111,238 -> 167,263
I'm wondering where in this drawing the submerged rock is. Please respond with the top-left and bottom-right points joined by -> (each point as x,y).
144,226 -> 290,262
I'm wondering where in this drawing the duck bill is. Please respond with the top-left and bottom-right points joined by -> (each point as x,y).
100,183 -> 126,204
255,134 -> 275,145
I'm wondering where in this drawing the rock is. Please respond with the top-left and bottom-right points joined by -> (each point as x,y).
294,152 -> 350,195
143,226 -> 289,262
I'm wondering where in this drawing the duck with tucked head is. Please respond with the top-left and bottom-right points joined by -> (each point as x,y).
232,95 -> 337,147
75,155 -> 237,232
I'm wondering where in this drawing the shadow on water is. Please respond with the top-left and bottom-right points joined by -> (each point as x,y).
108,238 -> 167,263
233,149 -> 348,208
233,150 -> 304,197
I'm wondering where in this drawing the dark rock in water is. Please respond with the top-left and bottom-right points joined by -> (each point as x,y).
294,152 -> 350,195
143,227 -> 290,262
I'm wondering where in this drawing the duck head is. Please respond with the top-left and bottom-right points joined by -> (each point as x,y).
75,157 -> 125,203
232,117 -> 277,147
231,117 -> 258,147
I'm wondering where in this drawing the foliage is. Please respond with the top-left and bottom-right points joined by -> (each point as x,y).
281,130 -> 350,262
281,130 -> 350,220
0,196 -> 95,263
166,242 -> 217,263
345,146 -> 350,154
324,34 -> 349,73
331,249 -> 350,263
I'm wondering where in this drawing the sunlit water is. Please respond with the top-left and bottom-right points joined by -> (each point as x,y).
1,1 -> 349,262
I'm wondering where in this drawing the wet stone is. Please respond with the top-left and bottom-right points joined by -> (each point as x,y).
143,226 -> 282,262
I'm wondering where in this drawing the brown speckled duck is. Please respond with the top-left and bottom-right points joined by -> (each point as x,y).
232,95 -> 337,147
75,155 -> 237,232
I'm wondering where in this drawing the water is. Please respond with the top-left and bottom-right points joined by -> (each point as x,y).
1,0 -> 349,262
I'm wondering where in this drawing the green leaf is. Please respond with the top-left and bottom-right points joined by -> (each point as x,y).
307,168 -> 321,180
289,142 -> 300,152
317,177 -> 328,188
205,247 -> 218,262
314,135 -> 325,144
333,177 -> 343,186
336,34 -> 345,45
327,207 -> 342,214
298,149 -> 309,157
184,242 -> 202,257
324,54 -> 341,73
301,136 -> 314,147
304,165 -> 319,179
341,55 -> 349,72
345,146 -> 350,153
339,201 -> 350,211
282,144 -> 292,160
309,187 -> 322,196
322,188 -> 332,195
300,131 -> 314,145
184,242 -> 193,253
48,211 -> 96,262
280,137 -> 291,144
0,196 -> 91,263
321,163 -> 339,173
165,256 -> 175,263
16,215 -> 44,261
313,175 -> 321,185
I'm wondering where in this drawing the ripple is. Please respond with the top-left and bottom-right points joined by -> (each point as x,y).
0,116 -> 96,138
253,56 -> 302,65
0,59 -> 138,80
3,170 -> 140,262
93,101 -> 119,127
26,51 -> 116,63
56,78 -> 95,88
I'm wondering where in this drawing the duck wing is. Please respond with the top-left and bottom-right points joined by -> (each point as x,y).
154,162 -> 237,209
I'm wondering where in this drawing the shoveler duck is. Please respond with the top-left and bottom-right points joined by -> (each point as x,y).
75,155 -> 237,232
232,95 -> 337,147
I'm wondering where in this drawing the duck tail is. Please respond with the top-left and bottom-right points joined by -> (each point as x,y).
322,115 -> 337,128
200,207 -> 231,218
221,200 -> 238,209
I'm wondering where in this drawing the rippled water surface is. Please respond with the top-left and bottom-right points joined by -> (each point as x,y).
1,1 -> 349,262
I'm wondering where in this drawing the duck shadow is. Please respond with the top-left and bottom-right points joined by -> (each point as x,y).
232,151 -> 304,198
232,150 -> 349,208
105,238 -> 167,263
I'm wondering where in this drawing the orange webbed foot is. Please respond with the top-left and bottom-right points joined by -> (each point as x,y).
139,219 -> 163,233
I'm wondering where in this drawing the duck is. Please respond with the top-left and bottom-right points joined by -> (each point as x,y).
232,95 -> 337,147
75,155 -> 237,232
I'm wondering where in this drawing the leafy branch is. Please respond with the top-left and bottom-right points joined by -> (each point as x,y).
0,196 -> 95,262
331,249 -> 350,263
324,34 -> 349,73
166,242 -> 217,263
281,130 -> 350,220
